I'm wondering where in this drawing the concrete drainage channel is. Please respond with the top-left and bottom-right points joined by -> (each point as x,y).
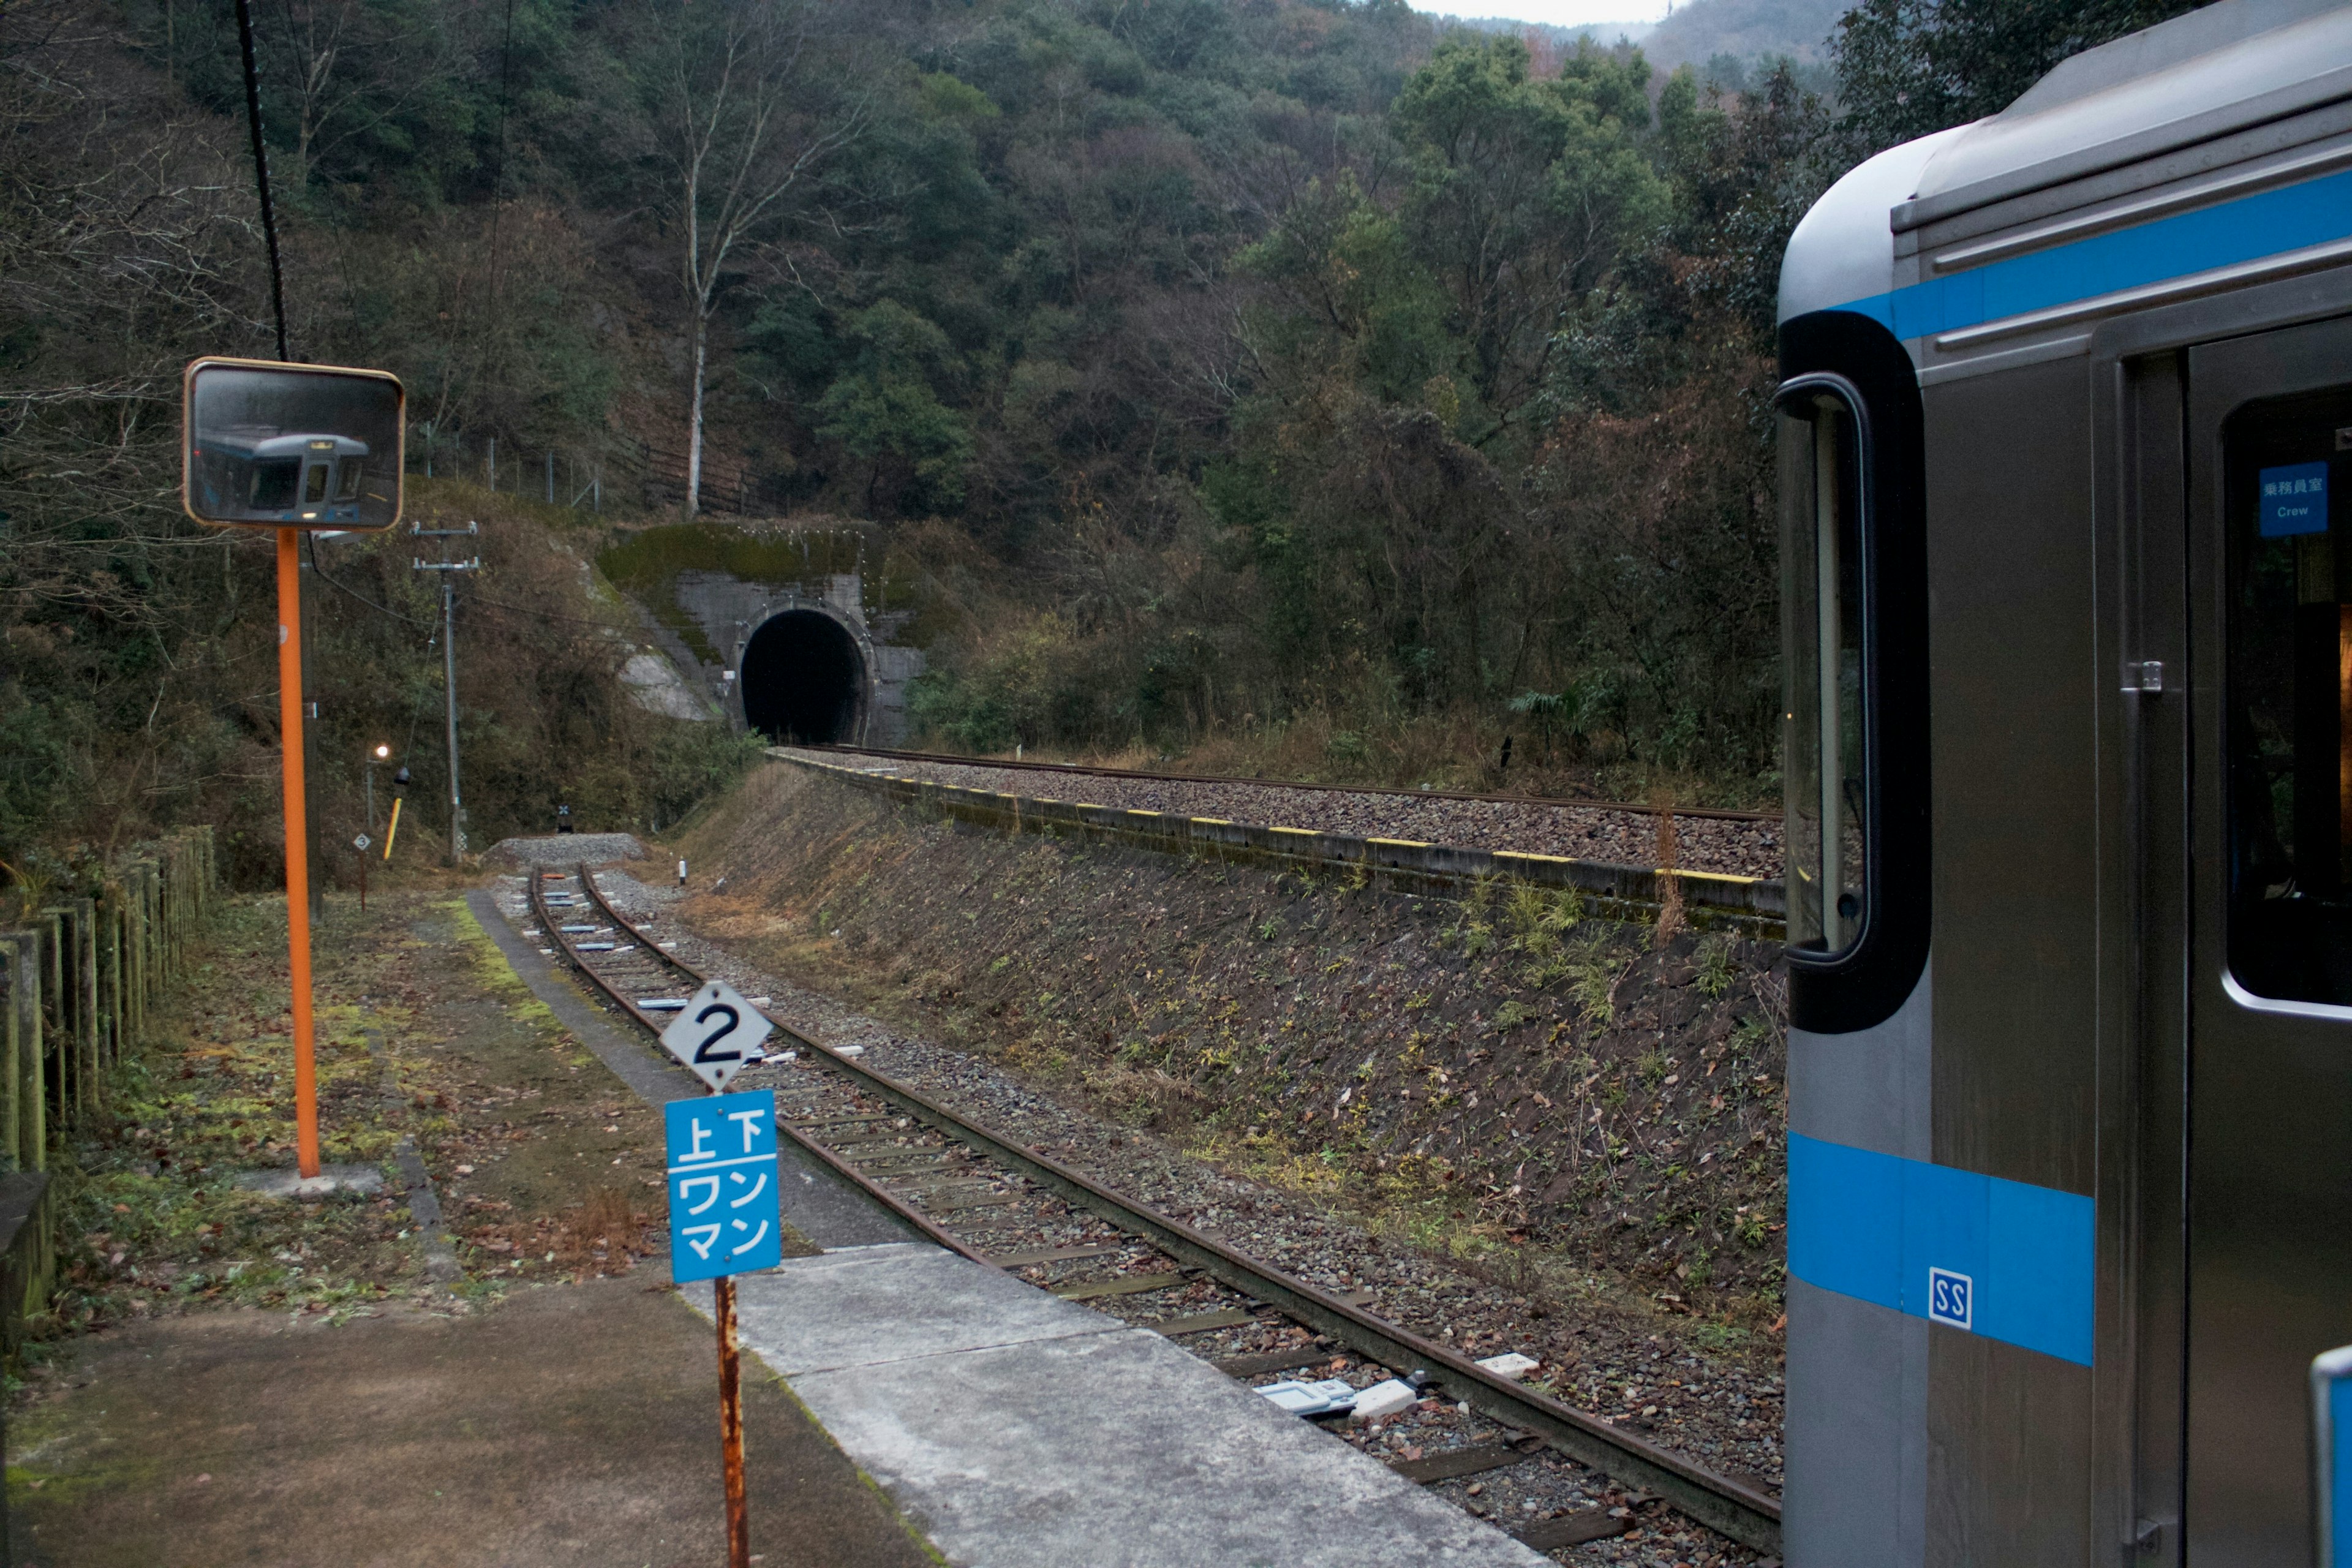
528,861 -> 1783,1563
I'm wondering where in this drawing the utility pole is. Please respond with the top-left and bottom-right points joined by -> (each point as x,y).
413,521 -> 480,865
367,742 -> 390,832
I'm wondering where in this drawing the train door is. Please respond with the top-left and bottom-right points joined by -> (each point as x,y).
2172,314 -> 2352,1564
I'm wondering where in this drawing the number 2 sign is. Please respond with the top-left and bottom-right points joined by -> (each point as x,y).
660,979 -> 774,1092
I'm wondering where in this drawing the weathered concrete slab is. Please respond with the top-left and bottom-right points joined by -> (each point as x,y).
723,1242 -> 1112,1374
232,1163 -> 386,1199
710,1244 -> 1551,1568
8,1276 -> 938,1568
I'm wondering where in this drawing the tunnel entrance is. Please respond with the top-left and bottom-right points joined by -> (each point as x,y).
740,608 -> 865,744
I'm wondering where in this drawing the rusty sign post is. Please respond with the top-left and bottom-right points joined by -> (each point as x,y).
715,1275 -> 748,1562
662,984 -> 778,1568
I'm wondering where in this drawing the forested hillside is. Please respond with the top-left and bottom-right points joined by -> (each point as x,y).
0,0 -> 2209,878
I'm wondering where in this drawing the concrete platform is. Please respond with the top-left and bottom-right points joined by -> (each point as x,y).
9,1275 -> 938,1568
697,1243 -> 1550,1568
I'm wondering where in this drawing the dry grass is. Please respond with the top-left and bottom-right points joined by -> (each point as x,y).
1653,795 -> 1685,948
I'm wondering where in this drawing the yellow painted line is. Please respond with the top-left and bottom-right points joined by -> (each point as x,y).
1494,851 -> 1574,866
1366,837 -> 1432,850
1268,827 -> 1317,838
1191,818 -> 1232,826
1125,810 -> 1166,820
1658,869 -> 1760,885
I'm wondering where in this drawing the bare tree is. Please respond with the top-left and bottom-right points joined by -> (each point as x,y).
655,0 -> 865,514
260,0 -> 450,190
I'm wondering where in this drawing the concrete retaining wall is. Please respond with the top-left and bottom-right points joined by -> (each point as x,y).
774,753 -> 1786,938
0,827 -> 219,1346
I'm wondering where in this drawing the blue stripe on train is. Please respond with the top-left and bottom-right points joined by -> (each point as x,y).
1787,1133 -> 2095,1366
1833,165 -> 2352,340
2335,1375 -> 2352,1568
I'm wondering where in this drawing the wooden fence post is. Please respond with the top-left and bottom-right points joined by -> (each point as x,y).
154,859 -> 168,990
18,932 -> 41,1174
34,912 -> 64,1129
166,840 -> 187,976
68,898 -> 97,1115
0,943 -> 15,1172
126,865 -> 149,1038
101,882 -> 124,1072
0,932 -> 38,1172
140,863 -> 156,1011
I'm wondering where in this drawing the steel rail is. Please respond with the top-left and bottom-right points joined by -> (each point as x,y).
526,871 -> 991,1267
814,743 -> 1781,824
573,869 -> 1784,1554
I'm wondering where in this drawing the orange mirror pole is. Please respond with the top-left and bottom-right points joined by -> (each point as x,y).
277,527 -> 320,1178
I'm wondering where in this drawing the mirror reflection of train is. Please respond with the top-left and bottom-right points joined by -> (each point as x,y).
189,429 -> 371,524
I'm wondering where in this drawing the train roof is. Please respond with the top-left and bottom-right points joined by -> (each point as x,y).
1781,0 -> 2352,327
201,429 -> 370,458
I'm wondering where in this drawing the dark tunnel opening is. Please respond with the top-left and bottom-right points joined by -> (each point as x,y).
740,609 -> 864,745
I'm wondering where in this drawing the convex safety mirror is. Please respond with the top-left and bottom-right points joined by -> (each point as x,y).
183,358 -> 405,530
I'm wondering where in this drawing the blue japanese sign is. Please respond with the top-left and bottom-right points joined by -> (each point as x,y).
2260,461 -> 2329,537
665,1089 -> 783,1284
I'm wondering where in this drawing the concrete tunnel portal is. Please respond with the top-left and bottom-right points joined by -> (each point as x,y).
740,608 -> 866,745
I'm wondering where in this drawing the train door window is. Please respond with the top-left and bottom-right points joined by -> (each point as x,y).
2225,388 -> 2352,1005
335,456 -> 363,501
303,460 -> 331,506
249,458 -> 298,510
1780,385 -> 1868,955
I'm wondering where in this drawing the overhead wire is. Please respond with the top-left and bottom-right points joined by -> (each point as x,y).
454,587 -> 636,631
304,532 -> 435,628
230,0 -> 291,361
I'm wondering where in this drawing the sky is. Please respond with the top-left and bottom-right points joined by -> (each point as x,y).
1413,0 -> 1667,29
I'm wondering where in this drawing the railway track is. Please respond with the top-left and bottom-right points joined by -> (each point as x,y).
817,745 -> 1779,822
799,745 -> 1784,882
526,864 -> 1783,1560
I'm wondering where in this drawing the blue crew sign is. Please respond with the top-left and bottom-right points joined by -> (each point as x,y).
666,1090 -> 785,1284
2260,461 -> 2329,537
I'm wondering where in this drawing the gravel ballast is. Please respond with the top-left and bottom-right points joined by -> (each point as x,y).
793,748 -> 1783,880
483,831 -> 646,869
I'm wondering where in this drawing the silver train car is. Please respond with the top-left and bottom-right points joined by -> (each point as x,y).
188,429 -> 371,526
1775,1 -> 2352,1561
